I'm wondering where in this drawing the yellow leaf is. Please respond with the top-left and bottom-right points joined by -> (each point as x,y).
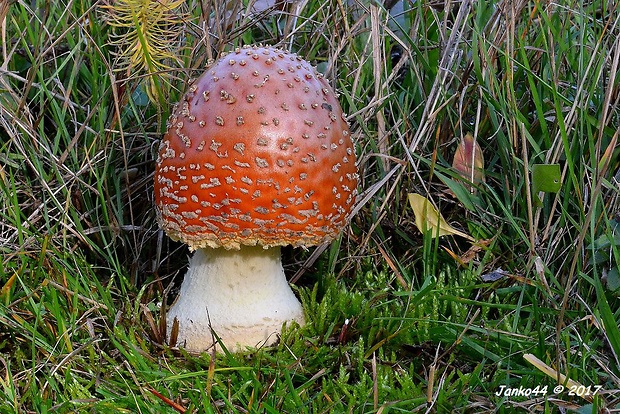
408,193 -> 474,241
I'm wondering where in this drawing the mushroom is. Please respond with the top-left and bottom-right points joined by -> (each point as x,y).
154,45 -> 359,352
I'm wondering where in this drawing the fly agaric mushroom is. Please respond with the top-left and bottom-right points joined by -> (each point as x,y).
154,45 -> 358,352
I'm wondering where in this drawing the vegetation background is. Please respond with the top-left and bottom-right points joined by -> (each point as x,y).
1,0 -> 619,412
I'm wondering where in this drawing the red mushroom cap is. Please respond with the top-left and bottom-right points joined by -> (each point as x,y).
154,45 -> 359,250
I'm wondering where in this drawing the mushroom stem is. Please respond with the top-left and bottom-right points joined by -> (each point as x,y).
167,245 -> 305,352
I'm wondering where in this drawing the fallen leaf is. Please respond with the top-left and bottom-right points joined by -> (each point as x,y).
452,133 -> 485,189
408,193 -> 475,241
444,238 -> 491,266
448,237 -> 493,265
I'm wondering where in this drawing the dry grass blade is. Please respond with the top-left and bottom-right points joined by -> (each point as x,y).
0,0 -> 8,62
149,387 -> 187,413
408,0 -> 473,155
523,353 -> 595,403
371,4 -> 389,171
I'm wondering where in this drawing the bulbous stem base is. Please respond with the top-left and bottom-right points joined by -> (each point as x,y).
166,245 -> 305,353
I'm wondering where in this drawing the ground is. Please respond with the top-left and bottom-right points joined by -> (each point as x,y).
0,0 -> 619,412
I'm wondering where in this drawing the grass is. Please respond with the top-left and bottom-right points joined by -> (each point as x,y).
1,0 -> 619,412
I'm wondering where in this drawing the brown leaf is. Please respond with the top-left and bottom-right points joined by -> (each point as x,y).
444,237 -> 493,266
452,133 -> 485,189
